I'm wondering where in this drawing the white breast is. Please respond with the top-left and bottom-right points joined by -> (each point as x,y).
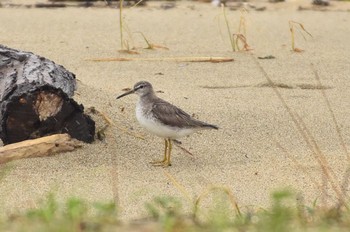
135,101 -> 195,139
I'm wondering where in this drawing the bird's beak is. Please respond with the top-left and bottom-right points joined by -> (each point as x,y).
116,89 -> 135,99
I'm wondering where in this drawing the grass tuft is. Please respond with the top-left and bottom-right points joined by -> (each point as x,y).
289,20 -> 313,52
2,191 -> 350,230
221,4 -> 252,52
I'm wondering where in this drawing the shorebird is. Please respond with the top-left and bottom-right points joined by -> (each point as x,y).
116,81 -> 218,167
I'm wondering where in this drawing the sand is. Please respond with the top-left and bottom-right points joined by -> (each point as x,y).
0,0 -> 350,221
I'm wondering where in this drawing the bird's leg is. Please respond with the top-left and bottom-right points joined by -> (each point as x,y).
150,138 -> 169,165
163,139 -> 172,167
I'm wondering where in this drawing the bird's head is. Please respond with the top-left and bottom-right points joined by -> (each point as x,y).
116,81 -> 154,99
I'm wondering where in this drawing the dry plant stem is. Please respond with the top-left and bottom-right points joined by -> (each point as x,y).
163,170 -> 192,202
95,109 -> 114,126
99,111 -> 113,125
193,186 -> 241,221
275,140 -> 322,190
114,122 -> 145,140
289,22 -> 296,51
119,0 -> 146,52
291,21 -> 312,38
341,168 -> 350,200
295,113 -> 347,206
118,49 -> 139,55
289,21 -> 312,52
119,0 -> 124,50
137,32 -> 153,49
232,33 -> 251,51
135,32 -> 169,50
116,122 -> 145,140
0,134 -> 82,164
238,8 -> 247,38
88,57 -> 233,63
250,54 -> 307,144
173,143 -> 195,157
90,107 -> 145,140
222,4 -> 236,52
310,63 -> 350,163
322,172 -> 329,207
129,0 -> 144,8
251,54 -> 347,207
123,23 -> 135,50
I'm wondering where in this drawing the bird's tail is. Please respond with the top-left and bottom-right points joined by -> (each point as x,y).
201,123 -> 219,130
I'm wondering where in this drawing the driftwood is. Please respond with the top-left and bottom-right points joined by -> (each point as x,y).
0,134 -> 82,164
0,45 -> 95,144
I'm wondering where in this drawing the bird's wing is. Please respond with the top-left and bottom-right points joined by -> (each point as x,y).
150,99 -> 204,128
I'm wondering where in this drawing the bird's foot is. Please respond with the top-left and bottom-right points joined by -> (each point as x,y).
150,160 -> 171,167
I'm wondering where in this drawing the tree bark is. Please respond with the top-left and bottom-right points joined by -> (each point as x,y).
0,44 -> 95,144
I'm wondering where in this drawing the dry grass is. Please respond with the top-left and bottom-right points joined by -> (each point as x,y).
289,21 -> 313,52
87,56 -> 234,63
251,53 -> 349,211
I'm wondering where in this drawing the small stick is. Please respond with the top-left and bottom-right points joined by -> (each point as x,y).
173,140 -> 195,157
87,57 -> 234,63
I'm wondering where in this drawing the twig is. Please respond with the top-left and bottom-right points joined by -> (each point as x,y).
174,144 -> 195,157
173,140 -> 195,157
87,56 -> 234,63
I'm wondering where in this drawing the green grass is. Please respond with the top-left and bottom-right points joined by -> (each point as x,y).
1,190 -> 350,231
0,193 -> 118,232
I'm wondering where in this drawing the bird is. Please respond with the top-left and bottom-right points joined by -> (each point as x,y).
116,81 -> 218,167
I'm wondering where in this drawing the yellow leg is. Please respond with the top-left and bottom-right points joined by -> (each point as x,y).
150,138 -> 172,167
150,139 -> 168,165
164,139 -> 172,167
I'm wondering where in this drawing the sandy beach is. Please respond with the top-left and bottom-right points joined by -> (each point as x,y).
0,0 -> 350,221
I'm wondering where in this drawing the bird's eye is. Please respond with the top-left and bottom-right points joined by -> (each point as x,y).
139,85 -> 144,89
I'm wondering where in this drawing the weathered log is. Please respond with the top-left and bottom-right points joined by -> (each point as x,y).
0,44 -> 95,144
0,134 -> 82,164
